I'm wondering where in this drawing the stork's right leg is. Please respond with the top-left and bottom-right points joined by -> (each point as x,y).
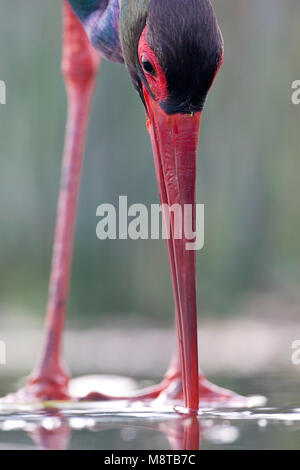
2,1 -> 100,402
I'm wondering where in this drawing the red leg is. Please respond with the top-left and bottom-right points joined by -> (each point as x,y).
2,1 -> 100,403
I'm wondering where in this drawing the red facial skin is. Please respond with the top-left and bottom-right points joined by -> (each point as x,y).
138,27 -> 168,102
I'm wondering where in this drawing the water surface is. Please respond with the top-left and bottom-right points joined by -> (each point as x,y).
0,372 -> 300,450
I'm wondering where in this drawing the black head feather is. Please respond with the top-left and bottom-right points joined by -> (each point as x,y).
147,0 -> 224,114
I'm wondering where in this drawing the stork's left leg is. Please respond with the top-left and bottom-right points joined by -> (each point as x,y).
1,1 -> 100,403
27,2 -> 100,401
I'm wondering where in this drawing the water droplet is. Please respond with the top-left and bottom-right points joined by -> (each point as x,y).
258,419 -> 267,428
121,427 -> 137,442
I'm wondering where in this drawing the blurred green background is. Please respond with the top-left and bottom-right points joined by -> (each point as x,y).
1,0 -> 300,325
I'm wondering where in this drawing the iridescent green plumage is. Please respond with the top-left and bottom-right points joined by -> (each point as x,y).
119,0 -> 151,100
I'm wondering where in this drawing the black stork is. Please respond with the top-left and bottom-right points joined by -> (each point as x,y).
4,0 -> 243,414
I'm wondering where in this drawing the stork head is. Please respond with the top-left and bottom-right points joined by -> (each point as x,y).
120,0 -> 223,114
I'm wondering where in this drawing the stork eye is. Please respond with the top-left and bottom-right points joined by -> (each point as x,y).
141,56 -> 156,75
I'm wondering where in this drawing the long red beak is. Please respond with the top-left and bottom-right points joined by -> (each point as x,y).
144,90 -> 201,412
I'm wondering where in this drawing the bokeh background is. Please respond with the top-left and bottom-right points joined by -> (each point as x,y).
1,0 -> 300,384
